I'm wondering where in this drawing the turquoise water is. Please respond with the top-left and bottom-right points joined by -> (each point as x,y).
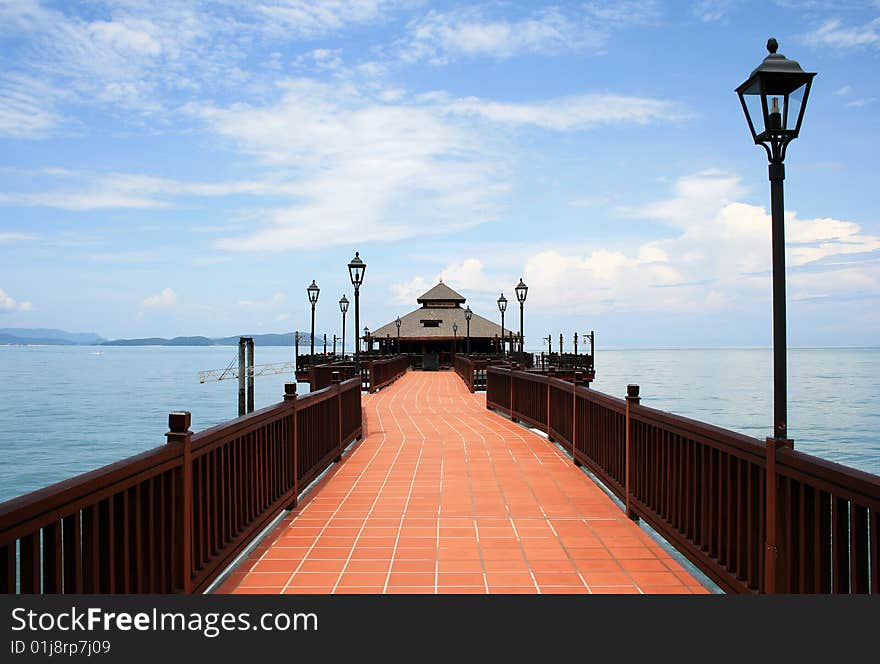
0,346 -> 877,503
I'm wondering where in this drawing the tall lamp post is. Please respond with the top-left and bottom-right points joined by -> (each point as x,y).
497,293 -> 507,356
307,280 -> 320,357
348,252 -> 366,364
339,295 -> 349,358
395,316 -> 401,353
363,326 -> 370,355
515,278 -> 528,353
464,306 -> 472,354
737,38 -> 815,442
452,322 -> 458,356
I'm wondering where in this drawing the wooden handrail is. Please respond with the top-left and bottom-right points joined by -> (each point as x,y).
0,379 -> 363,595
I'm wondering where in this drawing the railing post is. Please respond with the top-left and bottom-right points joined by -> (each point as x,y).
763,436 -> 793,594
572,371 -> 583,467
284,383 -> 298,509
166,411 -> 192,593
509,363 -> 517,422
547,367 -> 556,441
333,371 -> 343,462
369,360 -> 375,393
625,385 -> 640,522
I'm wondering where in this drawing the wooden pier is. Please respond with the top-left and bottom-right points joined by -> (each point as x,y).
218,371 -> 706,594
1,358 -> 878,595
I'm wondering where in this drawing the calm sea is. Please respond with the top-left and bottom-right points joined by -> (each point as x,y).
0,345 -> 877,502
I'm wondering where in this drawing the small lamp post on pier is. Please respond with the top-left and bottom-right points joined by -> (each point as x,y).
497,293 -> 508,356
363,326 -> 370,355
339,295 -> 349,358
348,252 -> 366,365
464,306 -> 472,355
395,316 -> 401,353
515,278 -> 528,354
307,280 -> 320,357
736,38 -> 814,442
452,322 -> 458,357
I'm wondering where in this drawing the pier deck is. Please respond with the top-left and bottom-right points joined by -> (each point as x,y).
219,371 -> 708,594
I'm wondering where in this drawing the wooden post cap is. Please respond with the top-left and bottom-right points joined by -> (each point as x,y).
284,382 -> 297,400
626,384 -> 640,399
168,411 -> 191,433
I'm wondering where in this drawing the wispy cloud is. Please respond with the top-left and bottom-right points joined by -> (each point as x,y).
142,287 -> 177,309
191,78 -> 507,252
691,0 -> 739,22
0,232 -> 39,243
803,18 -> 880,50
0,171 -> 303,210
443,93 -> 686,130
399,2 -> 661,63
0,287 -> 32,313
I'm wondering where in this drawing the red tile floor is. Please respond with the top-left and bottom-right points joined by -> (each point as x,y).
218,371 -> 709,594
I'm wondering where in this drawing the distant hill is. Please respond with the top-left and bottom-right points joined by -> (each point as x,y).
102,332 -> 310,346
212,333 -> 300,346
102,336 -> 214,346
0,328 -> 105,345
1,328 -> 313,347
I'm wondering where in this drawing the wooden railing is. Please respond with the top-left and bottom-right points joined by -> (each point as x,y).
364,355 -> 409,393
0,377 -> 362,595
487,366 -> 880,594
453,355 -> 490,392
310,362 -> 359,391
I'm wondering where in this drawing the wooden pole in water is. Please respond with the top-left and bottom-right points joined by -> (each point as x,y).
246,337 -> 255,414
238,337 -> 246,417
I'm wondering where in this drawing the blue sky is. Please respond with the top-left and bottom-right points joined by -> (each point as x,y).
1,0 -> 879,347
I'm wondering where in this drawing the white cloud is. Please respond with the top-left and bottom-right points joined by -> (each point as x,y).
0,232 -> 38,243
142,287 -> 177,308
192,78 -> 505,252
402,7 -> 595,63
444,93 -> 685,131
835,85 -> 853,96
0,170 -> 304,210
691,0 -> 738,22
400,3 -> 661,63
0,287 -> 32,313
804,18 -> 880,50
0,73 -> 65,138
521,171 -> 880,314
390,276 -> 430,304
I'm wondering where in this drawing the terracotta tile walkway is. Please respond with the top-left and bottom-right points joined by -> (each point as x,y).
219,371 -> 708,594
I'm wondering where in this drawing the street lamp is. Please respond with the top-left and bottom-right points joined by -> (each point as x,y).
395,316 -> 401,353
497,293 -> 508,356
348,252 -> 366,364
452,322 -> 458,355
737,38 -> 815,441
307,280 -> 320,356
464,306 -> 472,354
515,278 -> 528,353
363,326 -> 370,355
339,295 -> 349,358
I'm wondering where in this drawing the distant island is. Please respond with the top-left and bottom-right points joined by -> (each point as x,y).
0,328 -> 315,347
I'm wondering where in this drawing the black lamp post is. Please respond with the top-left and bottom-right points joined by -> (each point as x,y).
395,316 -> 401,353
348,252 -> 366,364
363,326 -> 370,355
464,306 -> 472,354
339,295 -> 349,358
307,280 -> 320,356
515,278 -> 528,353
497,293 -> 507,356
737,38 -> 815,442
453,322 -> 458,356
